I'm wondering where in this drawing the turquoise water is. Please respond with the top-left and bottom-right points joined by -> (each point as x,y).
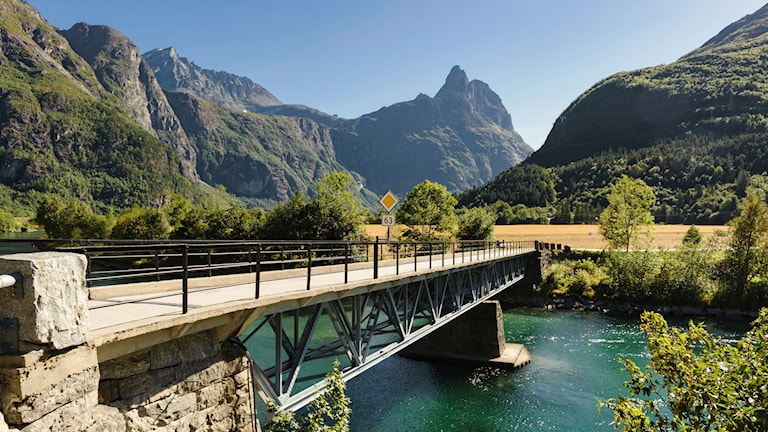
345,308 -> 749,432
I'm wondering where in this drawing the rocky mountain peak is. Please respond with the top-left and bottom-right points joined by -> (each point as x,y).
143,47 -> 282,111
60,23 -> 197,179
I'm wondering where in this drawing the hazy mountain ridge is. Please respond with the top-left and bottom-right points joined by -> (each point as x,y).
331,66 -> 532,195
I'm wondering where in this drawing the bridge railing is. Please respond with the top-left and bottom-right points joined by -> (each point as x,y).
7,238 -> 536,314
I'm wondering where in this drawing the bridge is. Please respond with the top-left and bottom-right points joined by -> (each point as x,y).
0,238 -> 548,431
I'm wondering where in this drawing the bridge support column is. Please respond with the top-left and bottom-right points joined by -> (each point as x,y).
403,300 -> 531,369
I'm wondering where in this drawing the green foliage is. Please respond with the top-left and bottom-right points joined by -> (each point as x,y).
111,207 -> 170,240
682,224 -> 702,246
264,359 -> 351,432
540,258 -> 607,298
34,195 -> 112,239
599,176 -> 656,251
456,206 -> 496,240
259,172 -> 368,241
0,208 -> 18,232
398,180 -> 457,241
721,190 -> 768,303
489,200 -> 551,224
456,164 -> 556,208
599,310 -> 768,431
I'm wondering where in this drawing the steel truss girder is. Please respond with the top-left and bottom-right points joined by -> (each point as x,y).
240,254 -> 528,411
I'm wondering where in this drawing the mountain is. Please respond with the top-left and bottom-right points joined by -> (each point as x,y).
144,51 -> 532,197
463,4 -> 768,225
143,48 -> 342,127
61,33 -> 361,205
527,5 -> 768,167
0,0 -> 199,214
164,91 -> 359,204
0,0 -> 531,215
60,24 -> 198,179
331,66 -> 533,195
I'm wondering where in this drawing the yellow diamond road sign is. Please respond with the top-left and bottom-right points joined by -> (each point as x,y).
379,190 -> 399,212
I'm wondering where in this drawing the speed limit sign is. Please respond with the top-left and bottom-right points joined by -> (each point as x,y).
381,214 -> 395,226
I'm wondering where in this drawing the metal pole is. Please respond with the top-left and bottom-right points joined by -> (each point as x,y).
182,245 -> 189,314
255,244 -> 261,299
344,243 -> 349,284
395,242 -> 400,275
373,237 -> 379,279
307,243 -> 312,290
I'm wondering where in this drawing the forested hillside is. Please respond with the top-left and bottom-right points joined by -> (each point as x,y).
461,4 -> 768,224
0,0 -> 200,215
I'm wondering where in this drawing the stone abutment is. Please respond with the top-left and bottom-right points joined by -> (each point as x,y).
0,252 -> 259,432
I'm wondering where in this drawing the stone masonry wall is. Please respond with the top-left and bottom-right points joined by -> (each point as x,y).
97,331 -> 257,432
0,252 -> 260,432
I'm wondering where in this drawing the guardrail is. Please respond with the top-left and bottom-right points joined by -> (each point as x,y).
1,238 -> 536,314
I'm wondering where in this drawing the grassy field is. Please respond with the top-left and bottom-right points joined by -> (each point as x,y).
366,224 -> 728,250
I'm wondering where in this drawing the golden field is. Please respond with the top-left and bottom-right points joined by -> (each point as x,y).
365,224 -> 728,250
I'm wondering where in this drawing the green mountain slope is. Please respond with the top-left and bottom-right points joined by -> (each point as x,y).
461,4 -> 768,224
0,0 -> 197,214
165,91 -> 368,206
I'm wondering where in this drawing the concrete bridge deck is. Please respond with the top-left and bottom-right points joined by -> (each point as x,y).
87,247 -> 533,332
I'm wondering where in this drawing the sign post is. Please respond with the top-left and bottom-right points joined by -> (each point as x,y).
379,190 -> 399,243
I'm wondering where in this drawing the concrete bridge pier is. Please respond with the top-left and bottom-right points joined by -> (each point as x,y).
402,300 -> 531,369
0,252 -> 259,432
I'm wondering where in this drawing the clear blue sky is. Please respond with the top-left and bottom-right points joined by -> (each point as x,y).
28,0 -> 768,149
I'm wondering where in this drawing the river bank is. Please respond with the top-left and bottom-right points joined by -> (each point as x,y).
499,294 -> 760,321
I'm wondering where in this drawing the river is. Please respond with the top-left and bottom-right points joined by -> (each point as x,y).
345,308 -> 749,432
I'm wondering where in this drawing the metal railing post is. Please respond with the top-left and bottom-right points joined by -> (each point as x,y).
182,244 -> 189,314
207,248 -> 213,277
155,250 -> 160,281
344,243 -> 349,284
395,242 -> 400,275
255,244 -> 261,299
429,242 -> 432,269
307,243 -> 313,290
373,237 -> 379,279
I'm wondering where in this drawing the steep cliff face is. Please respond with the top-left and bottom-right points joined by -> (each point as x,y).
144,47 -> 282,111
331,66 -> 532,195
144,47 -> 342,127
165,91 -> 351,202
0,0 -> 196,211
60,24 -> 197,179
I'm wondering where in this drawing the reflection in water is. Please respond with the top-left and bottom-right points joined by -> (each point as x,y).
0,232 -> 45,255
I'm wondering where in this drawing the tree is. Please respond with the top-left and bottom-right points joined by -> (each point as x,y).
35,195 -> 112,239
265,359 -> 351,432
723,190 -> 768,299
598,175 -> 656,251
111,206 -> 171,240
398,180 -> 457,241
260,172 -> 368,241
599,310 -> 768,431
456,207 -> 496,240
682,224 -> 702,247
0,208 -> 18,232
